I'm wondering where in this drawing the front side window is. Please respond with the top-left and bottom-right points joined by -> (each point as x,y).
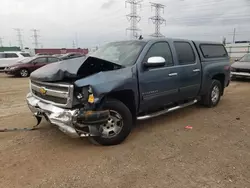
174,42 -> 195,65
48,57 -> 59,63
90,41 -> 146,67
33,57 -> 47,64
5,53 -> 19,58
144,42 -> 174,67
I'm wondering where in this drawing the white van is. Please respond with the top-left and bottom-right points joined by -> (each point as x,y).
0,51 -> 31,71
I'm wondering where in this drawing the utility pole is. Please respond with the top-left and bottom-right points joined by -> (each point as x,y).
0,37 -> 3,47
13,28 -> 23,49
125,0 -> 143,39
149,2 -> 166,37
222,36 -> 226,45
31,29 -> 40,48
75,33 -> 78,48
233,28 -> 236,43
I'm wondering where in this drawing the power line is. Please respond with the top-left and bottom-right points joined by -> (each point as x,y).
125,0 -> 143,39
149,2 -> 166,37
13,28 -> 23,49
31,29 -> 40,48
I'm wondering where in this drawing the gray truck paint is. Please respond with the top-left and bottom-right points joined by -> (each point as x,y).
30,38 -> 230,115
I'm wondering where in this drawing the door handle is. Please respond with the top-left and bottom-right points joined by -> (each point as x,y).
193,69 -> 200,72
168,73 -> 178,77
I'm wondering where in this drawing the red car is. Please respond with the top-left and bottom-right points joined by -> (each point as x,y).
5,56 -> 61,77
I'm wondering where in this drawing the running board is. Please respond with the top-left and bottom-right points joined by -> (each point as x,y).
137,99 -> 198,120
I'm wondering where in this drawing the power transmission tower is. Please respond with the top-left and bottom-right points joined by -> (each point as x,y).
72,40 -> 76,48
13,28 -> 23,49
125,0 -> 143,39
149,2 -> 166,37
31,29 -> 40,48
0,37 -> 3,47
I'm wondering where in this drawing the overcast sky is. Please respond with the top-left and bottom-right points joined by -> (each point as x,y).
1,0 -> 250,48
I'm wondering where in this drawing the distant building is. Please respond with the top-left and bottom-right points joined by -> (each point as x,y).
225,41 -> 250,59
33,48 -> 88,56
0,46 -> 21,52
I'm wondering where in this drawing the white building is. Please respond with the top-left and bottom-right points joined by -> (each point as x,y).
225,42 -> 250,59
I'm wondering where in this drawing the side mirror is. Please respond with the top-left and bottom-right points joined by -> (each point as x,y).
144,56 -> 166,67
235,59 -> 239,62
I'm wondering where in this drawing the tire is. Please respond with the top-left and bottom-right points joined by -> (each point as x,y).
201,79 -> 222,108
19,69 -> 29,77
89,98 -> 133,146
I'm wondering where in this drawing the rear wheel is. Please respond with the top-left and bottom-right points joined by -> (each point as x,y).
19,69 -> 29,77
89,98 -> 133,146
201,79 -> 222,108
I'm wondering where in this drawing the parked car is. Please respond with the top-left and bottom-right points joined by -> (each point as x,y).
59,53 -> 84,60
26,39 -> 230,146
231,53 -> 250,79
0,51 -> 31,71
5,56 -> 61,77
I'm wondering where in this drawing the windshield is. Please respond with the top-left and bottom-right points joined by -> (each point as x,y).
18,57 -> 36,63
90,41 -> 146,67
239,54 -> 250,62
21,53 -> 31,57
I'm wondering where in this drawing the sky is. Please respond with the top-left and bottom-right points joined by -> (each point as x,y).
1,0 -> 250,49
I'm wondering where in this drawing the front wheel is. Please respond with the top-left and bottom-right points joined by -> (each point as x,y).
201,79 -> 222,108
19,69 -> 29,77
89,98 -> 133,146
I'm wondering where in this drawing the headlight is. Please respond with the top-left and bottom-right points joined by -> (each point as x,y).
230,67 -> 236,72
75,86 -> 95,104
10,66 -> 18,70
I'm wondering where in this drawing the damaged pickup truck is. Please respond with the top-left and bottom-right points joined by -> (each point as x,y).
27,39 -> 230,145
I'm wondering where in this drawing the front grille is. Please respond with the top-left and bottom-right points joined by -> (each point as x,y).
30,80 -> 74,108
32,89 -> 67,104
235,68 -> 250,73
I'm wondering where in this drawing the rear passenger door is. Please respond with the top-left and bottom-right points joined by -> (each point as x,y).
139,42 -> 180,112
173,41 -> 202,99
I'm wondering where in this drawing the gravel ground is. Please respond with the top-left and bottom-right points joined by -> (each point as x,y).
0,74 -> 250,188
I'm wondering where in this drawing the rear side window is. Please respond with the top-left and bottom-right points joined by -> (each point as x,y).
144,42 -> 174,67
5,53 -> 18,58
200,44 -> 227,58
21,53 -> 31,57
0,53 -> 4,58
174,42 -> 195,65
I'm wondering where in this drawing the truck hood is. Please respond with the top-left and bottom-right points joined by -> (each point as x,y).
74,66 -> 135,96
30,56 -> 123,82
231,61 -> 250,69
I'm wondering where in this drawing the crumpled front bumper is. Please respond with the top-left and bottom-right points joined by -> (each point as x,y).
26,93 -> 109,138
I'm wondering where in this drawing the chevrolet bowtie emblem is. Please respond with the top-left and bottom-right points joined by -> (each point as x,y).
39,87 -> 47,95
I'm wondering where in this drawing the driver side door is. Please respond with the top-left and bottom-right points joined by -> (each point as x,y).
31,57 -> 48,72
138,42 -> 180,112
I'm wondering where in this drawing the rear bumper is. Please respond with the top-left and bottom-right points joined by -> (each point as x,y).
231,72 -> 250,77
26,93 -> 109,138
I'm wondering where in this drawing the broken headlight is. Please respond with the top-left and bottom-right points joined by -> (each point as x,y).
75,86 -> 95,104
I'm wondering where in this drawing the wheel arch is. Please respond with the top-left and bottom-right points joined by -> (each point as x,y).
105,90 -> 137,123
